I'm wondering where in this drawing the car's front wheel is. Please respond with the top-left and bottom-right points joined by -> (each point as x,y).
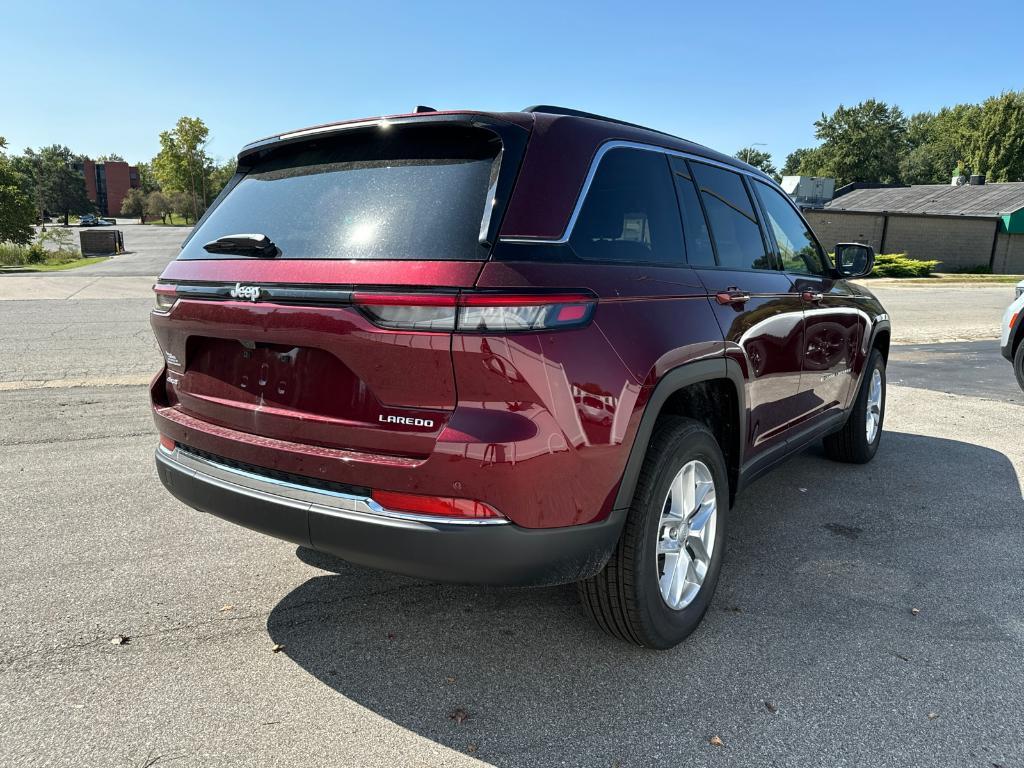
578,416 -> 728,649
823,347 -> 886,463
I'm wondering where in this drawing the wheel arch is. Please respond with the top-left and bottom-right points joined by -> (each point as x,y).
613,359 -> 746,512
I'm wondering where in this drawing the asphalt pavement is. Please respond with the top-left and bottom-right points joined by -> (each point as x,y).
1,246 -> 1022,767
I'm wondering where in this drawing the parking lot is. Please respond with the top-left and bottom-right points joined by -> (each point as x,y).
1,229 -> 1021,767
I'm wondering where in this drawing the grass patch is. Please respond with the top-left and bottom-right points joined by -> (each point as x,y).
10,256 -> 109,272
146,214 -> 193,226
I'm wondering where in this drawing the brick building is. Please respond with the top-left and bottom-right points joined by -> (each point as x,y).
81,159 -> 141,218
803,181 -> 1024,274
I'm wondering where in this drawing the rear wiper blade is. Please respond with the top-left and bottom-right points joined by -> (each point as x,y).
203,233 -> 278,257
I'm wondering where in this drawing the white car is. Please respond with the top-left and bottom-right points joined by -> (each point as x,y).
1000,280 -> 1024,391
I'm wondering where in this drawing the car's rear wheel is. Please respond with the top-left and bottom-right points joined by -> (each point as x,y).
577,416 -> 728,649
1014,341 -> 1024,392
823,347 -> 886,463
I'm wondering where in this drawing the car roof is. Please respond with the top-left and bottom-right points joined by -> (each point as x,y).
238,106 -> 772,241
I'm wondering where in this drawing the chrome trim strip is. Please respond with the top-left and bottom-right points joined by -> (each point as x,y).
498,140 -> 775,245
163,447 -> 509,526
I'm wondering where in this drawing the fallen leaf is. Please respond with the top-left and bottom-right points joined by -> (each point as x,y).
709,735 -> 725,747
927,712 -> 939,720
386,632 -> 396,640
445,676 -> 457,684
764,700 -> 778,713
466,744 -> 478,754
450,707 -> 470,724
911,608 -> 921,616
219,604 -> 234,612
271,643 -> 285,653
110,634 -> 130,646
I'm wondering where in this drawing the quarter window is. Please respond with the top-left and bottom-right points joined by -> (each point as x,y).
690,162 -> 773,271
753,180 -> 829,276
569,148 -> 683,265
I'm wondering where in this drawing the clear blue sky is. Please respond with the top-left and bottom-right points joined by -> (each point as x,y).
4,0 -> 1023,167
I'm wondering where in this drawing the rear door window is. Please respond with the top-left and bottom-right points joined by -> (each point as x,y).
669,157 -> 716,267
178,125 -> 500,261
569,148 -> 684,265
689,162 -> 774,271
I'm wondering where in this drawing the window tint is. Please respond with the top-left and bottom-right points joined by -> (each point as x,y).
689,162 -> 773,271
671,164 -> 716,266
570,148 -> 683,265
753,180 -> 829,275
178,125 -> 498,261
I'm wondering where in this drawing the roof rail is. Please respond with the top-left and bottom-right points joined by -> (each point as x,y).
521,105 -> 679,139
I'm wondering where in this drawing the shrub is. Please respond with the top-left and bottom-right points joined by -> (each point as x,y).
869,253 -> 939,278
25,242 -> 47,264
0,242 -> 29,266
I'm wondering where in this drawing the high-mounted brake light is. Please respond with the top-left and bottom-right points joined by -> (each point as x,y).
371,489 -> 503,520
352,292 -> 596,332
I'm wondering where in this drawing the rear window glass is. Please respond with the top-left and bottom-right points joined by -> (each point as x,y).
178,125 -> 500,261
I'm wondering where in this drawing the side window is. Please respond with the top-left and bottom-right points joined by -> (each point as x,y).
570,148 -> 683,265
669,158 -> 716,266
689,162 -> 774,271
753,180 -> 829,276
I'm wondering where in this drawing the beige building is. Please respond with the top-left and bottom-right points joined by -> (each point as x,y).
803,181 -> 1024,274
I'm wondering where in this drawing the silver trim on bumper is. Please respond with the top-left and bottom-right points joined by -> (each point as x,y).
158,445 -> 509,527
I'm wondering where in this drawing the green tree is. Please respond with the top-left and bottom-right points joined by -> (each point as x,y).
807,100 -> 908,185
136,161 -> 160,194
146,191 -> 171,224
167,190 -> 192,224
96,153 -> 125,162
30,145 -> 93,226
781,147 -> 816,177
0,141 -> 37,245
153,117 -> 214,223
900,105 -> 981,184
120,188 -> 147,220
735,148 -> 778,180
969,91 -> 1024,182
209,159 -> 237,199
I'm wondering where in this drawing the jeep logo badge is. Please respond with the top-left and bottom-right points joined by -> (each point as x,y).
230,283 -> 261,302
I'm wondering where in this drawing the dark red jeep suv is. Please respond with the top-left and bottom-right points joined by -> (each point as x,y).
151,106 -> 889,648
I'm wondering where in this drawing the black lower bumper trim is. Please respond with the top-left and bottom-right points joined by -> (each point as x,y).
155,449 -> 623,587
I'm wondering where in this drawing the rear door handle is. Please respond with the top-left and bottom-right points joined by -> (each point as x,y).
715,289 -> 751,306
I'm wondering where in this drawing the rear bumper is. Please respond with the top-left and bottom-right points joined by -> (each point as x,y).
155,446 -> 622,586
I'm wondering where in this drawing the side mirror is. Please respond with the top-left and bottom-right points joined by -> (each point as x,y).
834,243 -> 875,279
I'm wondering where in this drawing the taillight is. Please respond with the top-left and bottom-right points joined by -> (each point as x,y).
371,489 -> 503,520
352,292 -> 458,331
353,292 -> 596,332
153,284 -> 177,311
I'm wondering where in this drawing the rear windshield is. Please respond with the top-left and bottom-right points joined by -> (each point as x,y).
178,125 -> 501,261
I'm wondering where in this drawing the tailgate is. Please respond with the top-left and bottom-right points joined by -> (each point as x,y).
151,261 -> 480,457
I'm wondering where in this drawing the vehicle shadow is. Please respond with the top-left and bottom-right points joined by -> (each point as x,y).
266,432 -> 1024,767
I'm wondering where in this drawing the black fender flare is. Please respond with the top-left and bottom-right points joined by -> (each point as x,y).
866,316 -> 892,361
612,357 -> 746,512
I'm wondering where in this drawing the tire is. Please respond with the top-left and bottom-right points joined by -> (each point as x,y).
577,416 -> 728,649
1014,341 -> 1024,393
823,347 -> 886,464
